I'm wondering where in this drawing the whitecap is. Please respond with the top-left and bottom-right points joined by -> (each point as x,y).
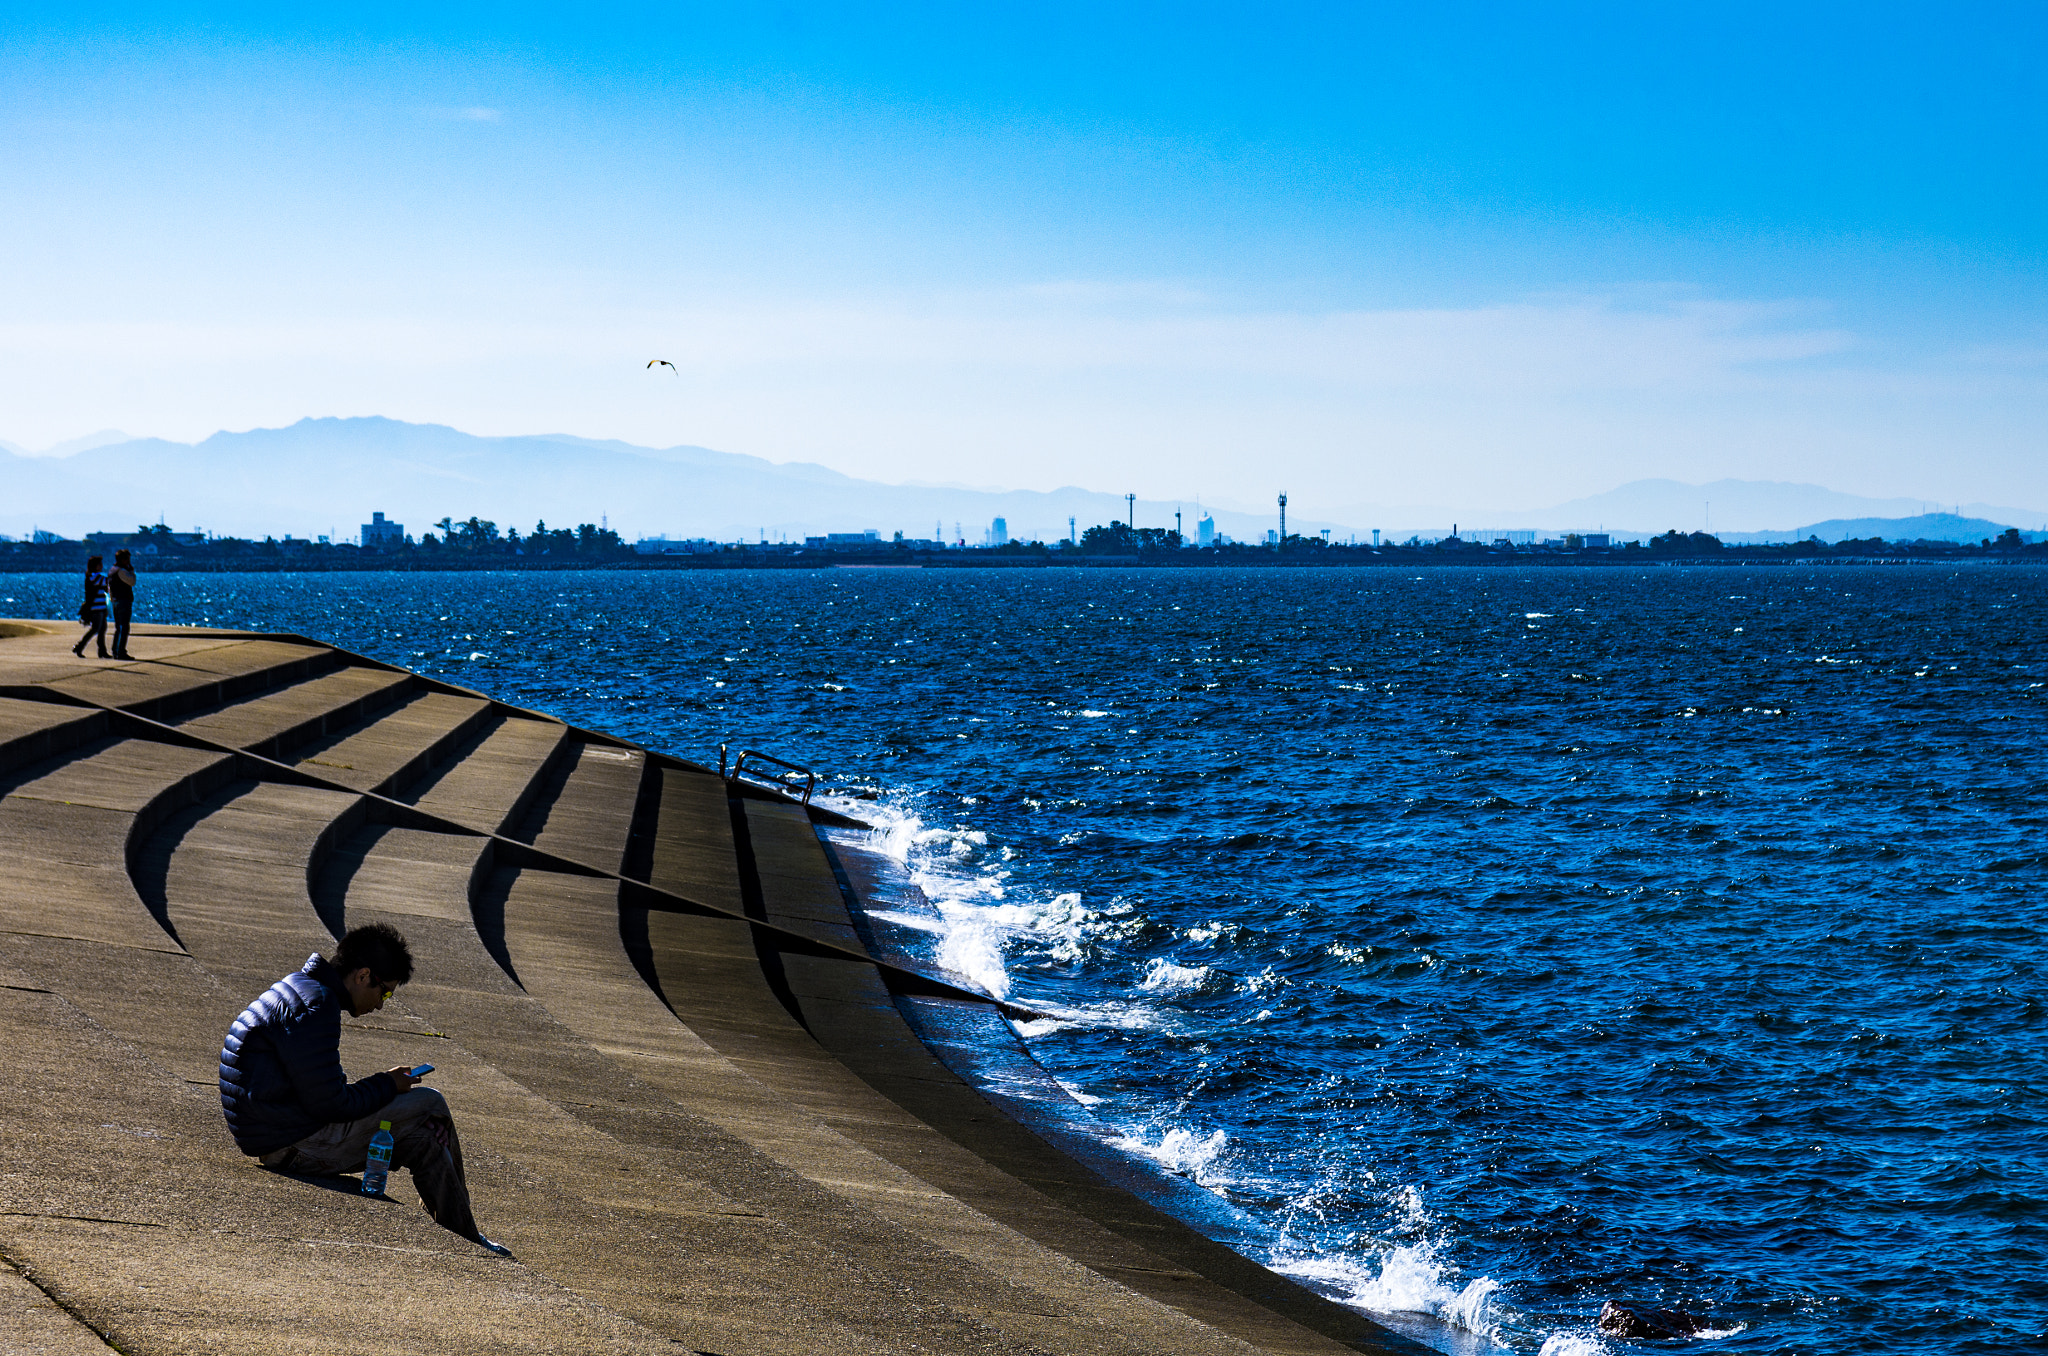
1138,958 -> 1212,996
1107,1124 -> 1235,1189
1537,1337 -> 1611,1356
1275,1243 -> 1502,1338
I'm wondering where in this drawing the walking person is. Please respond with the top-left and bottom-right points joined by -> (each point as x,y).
107,548 -> 137,659
71,555 -> 109,659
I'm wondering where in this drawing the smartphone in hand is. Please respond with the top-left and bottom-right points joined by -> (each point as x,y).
408,1063 -> 435,1078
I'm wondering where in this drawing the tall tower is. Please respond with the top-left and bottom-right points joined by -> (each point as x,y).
1126,493 -> 1135,528
1068,515 -> 1076,545
1277,492 -> 1288,545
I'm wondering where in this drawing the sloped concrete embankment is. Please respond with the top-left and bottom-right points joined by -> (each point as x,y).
0,620 -> 1427,1356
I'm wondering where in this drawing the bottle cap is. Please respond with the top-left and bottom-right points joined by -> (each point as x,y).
379,1121 -> 392,1130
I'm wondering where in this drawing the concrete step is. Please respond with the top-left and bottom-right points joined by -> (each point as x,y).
0,737 -> 238,957
143,779 -> 368,994
27,638 -> 340,721
508,739 -> 644,872
288,691 -> 493,797
173,665 -> 415,758
0,694 -> 109,777
403,713 -> 572,835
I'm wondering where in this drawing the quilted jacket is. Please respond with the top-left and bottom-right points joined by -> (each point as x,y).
219,953 -> 397,1155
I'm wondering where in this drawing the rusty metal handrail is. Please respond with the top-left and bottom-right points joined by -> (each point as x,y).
728,748 -> 817,805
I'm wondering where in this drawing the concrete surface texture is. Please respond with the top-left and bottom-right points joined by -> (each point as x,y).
0,619 -> 1427,1356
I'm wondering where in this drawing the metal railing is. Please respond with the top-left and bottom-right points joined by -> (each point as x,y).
719,744 -> 817,805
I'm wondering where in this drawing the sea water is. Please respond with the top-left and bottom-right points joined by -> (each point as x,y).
9,565 -> 2041,1354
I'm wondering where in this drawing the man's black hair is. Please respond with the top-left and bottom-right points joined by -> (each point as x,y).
330,923 -> 414,986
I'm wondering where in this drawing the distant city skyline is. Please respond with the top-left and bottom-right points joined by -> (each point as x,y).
1,417 -> 2041,547
4,6 -> 2046,506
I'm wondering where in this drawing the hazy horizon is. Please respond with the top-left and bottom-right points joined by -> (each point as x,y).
2,415 -> 2041,545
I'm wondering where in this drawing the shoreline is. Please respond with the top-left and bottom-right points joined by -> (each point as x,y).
1,552 -> 2043,574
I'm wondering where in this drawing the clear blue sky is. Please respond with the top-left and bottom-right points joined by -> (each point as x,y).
4,2 -> 2045,514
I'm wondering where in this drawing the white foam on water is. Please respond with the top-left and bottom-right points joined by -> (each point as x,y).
846,798 -> 1141,1009
1107,1124 -> 1238,1190
1267,1185 -> 1517,1345
1274,1241 -> 1504,1341
1138,957 -> 1212,995
1536,1337 -> 1610,1356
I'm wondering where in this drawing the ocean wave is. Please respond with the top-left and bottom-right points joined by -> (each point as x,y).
1536,1337 -> 1610,1356
1138,958 -> 1213,996
1107,1124 -> 1237,1189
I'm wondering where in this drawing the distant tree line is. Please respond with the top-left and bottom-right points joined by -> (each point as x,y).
4,519 -> 2042,573
407,518 -> 634,560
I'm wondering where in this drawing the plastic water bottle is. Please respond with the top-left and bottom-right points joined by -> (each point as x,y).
362,1121 -> 394,1196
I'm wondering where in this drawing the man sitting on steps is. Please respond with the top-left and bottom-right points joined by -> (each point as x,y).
218,922 -> 509,1255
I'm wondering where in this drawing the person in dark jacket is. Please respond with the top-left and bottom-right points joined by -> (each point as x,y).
107,548 -> 136,660
71,555 -> 109,659
219,923 -> 505,1253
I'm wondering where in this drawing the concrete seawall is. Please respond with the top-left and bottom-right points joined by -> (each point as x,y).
0,620 -> 1427,1355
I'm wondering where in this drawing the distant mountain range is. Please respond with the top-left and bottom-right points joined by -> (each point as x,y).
1,418 -> 2041,546
0,418 -> 1288,545
1343,478 -> 2047,542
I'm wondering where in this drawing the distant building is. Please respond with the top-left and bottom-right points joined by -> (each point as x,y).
86,529 -> 206,553
1583,533 -> 1611,548
1265,529 -> 1279,545
990,517 -> 1009,547
634,537 -> 718,555
361,512 -> 404,549
1198,515 -> 1215,547
802,531 -> 881,550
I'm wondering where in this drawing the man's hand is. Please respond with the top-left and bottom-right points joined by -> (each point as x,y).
385,1065 -> 420,1094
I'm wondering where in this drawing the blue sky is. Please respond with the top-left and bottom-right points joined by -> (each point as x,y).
4,2 -> 2045,516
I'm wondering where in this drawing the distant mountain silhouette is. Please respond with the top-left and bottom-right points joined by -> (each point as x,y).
3,419 -> 2040,545
0,417 -> 1304,544
1725,513 -> 2036,546
1449,478 -> 2044,536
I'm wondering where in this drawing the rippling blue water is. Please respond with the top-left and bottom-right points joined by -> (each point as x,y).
10,565 -> 2043,1355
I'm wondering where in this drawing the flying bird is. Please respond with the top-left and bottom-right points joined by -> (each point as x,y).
647,359 -> 678,374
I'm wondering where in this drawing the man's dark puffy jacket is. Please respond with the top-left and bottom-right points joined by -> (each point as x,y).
219,953 -> 397,1156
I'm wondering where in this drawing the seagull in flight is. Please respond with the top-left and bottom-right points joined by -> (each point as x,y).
646,359 -> 678,374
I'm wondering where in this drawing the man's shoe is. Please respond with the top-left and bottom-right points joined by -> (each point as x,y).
476,1235 -> 515,1258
